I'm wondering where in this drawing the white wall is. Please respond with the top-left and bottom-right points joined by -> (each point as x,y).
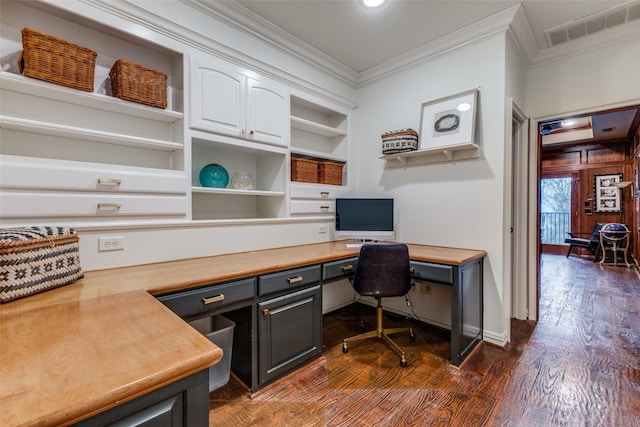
526,36 -> 640,118
353,34 -> 509,345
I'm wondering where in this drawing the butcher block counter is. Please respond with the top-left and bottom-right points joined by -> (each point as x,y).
0,241 -> 486,426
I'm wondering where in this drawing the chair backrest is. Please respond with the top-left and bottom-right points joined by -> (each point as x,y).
351,243 -> 411,298
588,223 -> 606,249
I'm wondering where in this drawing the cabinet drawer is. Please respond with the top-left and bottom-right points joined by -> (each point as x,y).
290,200 -> 334,215
258,265 -> 321,296
290,184 -> 348,200
157,278 -> 256,318
410,261 -> 454,285
0,193 -> 187,218
0,155 -> 186,194
322,257 -> 358,282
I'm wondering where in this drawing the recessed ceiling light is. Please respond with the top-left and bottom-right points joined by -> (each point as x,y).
361,0 -> 388,8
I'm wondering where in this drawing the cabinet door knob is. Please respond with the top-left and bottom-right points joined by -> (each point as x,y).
97,178 -> 122,186
288,276 -> 303,284
202,294 -> 224,305
263,308 -> 270,316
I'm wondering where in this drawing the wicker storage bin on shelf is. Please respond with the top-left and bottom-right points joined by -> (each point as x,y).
109,59 -> 167,108
19,28 -> 97,92
291,157 -> 318,183
0,227 -> 84,303
318,161 -> 344,186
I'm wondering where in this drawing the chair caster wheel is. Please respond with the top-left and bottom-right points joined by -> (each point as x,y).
342,343 -> 349,353
400,358 -> 407,367
359,321 -> 366,331
409,329 -> 416,342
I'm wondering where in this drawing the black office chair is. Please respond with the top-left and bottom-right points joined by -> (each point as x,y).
342,243 -> 414,366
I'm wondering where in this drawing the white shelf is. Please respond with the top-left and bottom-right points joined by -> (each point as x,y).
291,115 -> 346,138
0,72 -> 183,123
381,142 -> 480,167
191,186 -> 285,197
1,115 -> 183,152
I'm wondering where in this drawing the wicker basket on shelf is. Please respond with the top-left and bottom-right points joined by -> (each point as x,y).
319,161 -> 344,186
109,59 -> 167,108
291,157 -> 318,183
19,27 -> 97,92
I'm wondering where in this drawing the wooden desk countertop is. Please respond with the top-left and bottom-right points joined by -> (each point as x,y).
0,241 -> 485,426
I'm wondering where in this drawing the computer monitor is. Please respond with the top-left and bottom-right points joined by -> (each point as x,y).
335,198 -> 394,242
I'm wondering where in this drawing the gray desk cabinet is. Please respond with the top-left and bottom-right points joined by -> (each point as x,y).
258,266 -> 323,385
73,369 -> 209,427
411,258 -> 483,366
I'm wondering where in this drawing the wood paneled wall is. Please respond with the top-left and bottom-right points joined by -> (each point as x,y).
541,134 -> 637,262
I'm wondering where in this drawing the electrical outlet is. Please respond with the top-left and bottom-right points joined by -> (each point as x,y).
419,283 -> 431,295
98,236 -> 125,252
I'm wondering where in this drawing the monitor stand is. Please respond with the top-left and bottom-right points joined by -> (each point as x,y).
345,239 -> 372,248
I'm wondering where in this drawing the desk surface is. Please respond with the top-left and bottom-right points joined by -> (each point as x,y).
0,241 -> 485,426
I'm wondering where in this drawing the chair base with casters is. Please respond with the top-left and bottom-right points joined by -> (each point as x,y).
342,298 -> 415,366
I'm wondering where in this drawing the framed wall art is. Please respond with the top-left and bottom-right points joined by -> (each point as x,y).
593,173 -> 622,212
419,88 -> 478,150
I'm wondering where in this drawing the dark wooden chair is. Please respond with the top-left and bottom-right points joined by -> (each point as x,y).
564,223 -> 605,260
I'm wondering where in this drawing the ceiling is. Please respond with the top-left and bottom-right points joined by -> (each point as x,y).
223,0 -> 640,146
235,0 -> 634,73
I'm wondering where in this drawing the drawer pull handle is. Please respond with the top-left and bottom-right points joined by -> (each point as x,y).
97,203 -> 121,210
341,264 -> 354,272
263,309 -> 270,316
320,191 -> 330,198
202,294 -> 224,305
288,276 -> 303,284
249,130 -> 254,135
97,178 -> 122,186
320,206 -> 330,212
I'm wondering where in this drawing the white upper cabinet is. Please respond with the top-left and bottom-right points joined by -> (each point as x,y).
0,0 -> 188,227
190,56 -> 288,147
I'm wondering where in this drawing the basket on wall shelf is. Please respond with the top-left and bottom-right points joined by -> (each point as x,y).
291,157 -> 318,183
109,59 -> 167,109
19,27 -> 97,92
318,161 -> 344,186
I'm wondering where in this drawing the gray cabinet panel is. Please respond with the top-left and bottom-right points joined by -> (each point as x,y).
410,260 -> 453,285
322,257 -> 357,282
157,278 -> 255,319
258,265 -> 321,296
258,284 -> 322,385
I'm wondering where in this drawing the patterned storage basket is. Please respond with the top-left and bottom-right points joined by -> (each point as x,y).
19,28 -> 97,92
109,59 -> 168,108
381,128 -> 419,154
0,227 -> 83,303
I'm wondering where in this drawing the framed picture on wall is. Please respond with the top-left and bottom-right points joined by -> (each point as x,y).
594,173 -> 623,212
418,89 -> 478,150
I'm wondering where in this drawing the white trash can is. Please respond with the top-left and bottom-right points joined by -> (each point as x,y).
189,314 -> 235,391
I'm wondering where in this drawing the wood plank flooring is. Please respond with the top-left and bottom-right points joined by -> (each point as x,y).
208,255 -> 639,426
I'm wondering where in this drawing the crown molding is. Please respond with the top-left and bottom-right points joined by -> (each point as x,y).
358,5 -> 520,87
188,0 -> 359,86
526,21 -> 640,68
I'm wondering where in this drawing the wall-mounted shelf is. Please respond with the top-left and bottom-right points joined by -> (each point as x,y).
381,142 -> 479,168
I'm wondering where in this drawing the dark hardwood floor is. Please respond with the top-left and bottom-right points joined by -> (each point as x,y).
208,255 -> 640,426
